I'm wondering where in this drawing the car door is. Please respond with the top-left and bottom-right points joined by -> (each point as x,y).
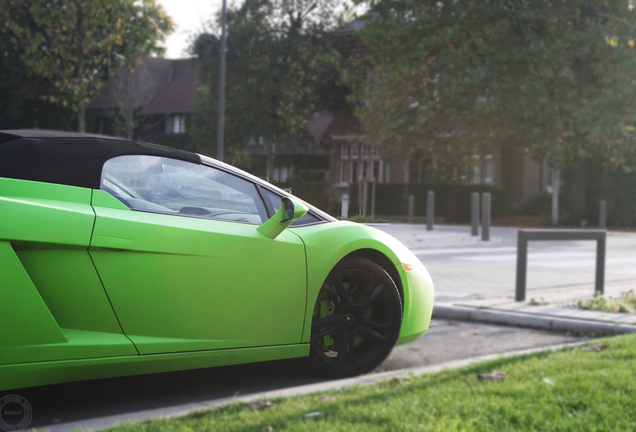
89,155 -> 307,355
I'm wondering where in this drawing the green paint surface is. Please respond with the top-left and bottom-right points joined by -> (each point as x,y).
0,176 -> 433,390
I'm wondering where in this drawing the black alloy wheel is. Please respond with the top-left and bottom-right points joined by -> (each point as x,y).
308,256 -> 402,377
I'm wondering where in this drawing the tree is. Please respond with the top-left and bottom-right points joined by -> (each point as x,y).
348,0 -> 636,222
107,57 -> 161,139
190,0 -> 341,175
1,0 -> 174,132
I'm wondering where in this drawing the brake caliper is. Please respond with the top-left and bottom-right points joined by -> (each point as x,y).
319,299 -> 334,350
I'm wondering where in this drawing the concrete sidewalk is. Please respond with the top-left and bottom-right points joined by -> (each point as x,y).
375,223 -> 636,335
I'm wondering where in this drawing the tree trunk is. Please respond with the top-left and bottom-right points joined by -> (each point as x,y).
266,142 -> 275,181
551,168 -> 560,226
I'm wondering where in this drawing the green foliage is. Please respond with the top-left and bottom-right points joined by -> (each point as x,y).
349,183 -> 510,222
557,156 -> 636,227
189,0 -> 341,171
345,1 -> 636,176
105,334 -> 636,431
577,290 -> 636,314
0,0 -> 174,131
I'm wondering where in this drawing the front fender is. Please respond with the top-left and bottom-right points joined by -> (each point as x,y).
290,221 -> 434,345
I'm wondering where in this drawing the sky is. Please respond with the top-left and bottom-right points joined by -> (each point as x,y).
156,0 -> 363,59
156,0 -> 224,59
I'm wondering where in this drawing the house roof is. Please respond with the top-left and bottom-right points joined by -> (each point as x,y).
249,111 -> 333,156
87,57 -> 195,113
139,64 -> 198,115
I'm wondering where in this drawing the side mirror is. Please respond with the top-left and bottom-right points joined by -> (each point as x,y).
257,197 -> 308,239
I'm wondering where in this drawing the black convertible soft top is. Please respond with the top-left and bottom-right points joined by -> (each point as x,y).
0,130 -> 201,189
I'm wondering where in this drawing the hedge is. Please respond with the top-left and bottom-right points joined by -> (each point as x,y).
348,183 -> 511,223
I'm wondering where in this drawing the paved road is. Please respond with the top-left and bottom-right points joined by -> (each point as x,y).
18,319 -> 585,431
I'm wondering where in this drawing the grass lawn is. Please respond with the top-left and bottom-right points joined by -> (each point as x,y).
108,334 -> 636,432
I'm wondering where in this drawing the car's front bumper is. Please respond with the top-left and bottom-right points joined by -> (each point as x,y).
396,263 -> 434,345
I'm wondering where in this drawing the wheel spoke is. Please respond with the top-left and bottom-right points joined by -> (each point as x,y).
335,329 -> 349,365
321,284 -> 342,310
333,277 -> 353,309
360,284 -> 385,313
358,324 -> 390,343
366,319 -> 394,331
345,333 -> 358,367
312,314 -> 342,330
311,326 -> 338,343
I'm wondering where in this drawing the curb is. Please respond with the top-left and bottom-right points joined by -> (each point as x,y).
433,305 -> 636,335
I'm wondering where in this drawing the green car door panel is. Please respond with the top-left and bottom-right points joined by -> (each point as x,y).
290,221 -> 434,345
89,198 -> 308,354
0,179 -> 137,366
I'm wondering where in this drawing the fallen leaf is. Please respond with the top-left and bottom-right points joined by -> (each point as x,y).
582,344 -> 608,352
477,371 -> 507,381
304,411 -> 323,418
319,396 -> 335,402
390,375 -> 411,383
529,297 -> 549,306
543,377 -> 555,386
246,401 -> 276,410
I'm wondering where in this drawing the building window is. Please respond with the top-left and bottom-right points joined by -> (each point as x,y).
339,161 -> 350,184
361,145 -> 370,158
482,156 -> 496,185
371,161 -> 380,181
166,114 -> 186,134
362,161 -> 370,180
371,146 -> 379,158
273,166 -> 293,182
351,145 -> 359,159
341,144 -> 349,159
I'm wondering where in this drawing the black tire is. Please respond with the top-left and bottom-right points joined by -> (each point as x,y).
306,256 -> 402,378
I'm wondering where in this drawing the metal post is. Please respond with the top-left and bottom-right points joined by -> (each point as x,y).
599,201 -> 606,230
471,192 -> 479,236
515,231 -> 528,302
551,168 -> 560,225
481,192 -> 491,241
408,195 -> 415,225
341,193 -> 349,219
361,178 -> 368,216
216,0 -> 227,162
515,229 -> 606,302
427,191 -> 434,231
596,236 -> 606,295
371,179 -> 376,219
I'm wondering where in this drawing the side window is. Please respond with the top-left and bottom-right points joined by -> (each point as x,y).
101,155 -> 268,224
263,189 -> 321,227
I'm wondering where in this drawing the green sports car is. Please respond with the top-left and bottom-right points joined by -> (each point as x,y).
0,130 -> 433,391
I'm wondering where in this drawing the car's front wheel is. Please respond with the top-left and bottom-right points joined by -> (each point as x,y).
307,256 -> 402,377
